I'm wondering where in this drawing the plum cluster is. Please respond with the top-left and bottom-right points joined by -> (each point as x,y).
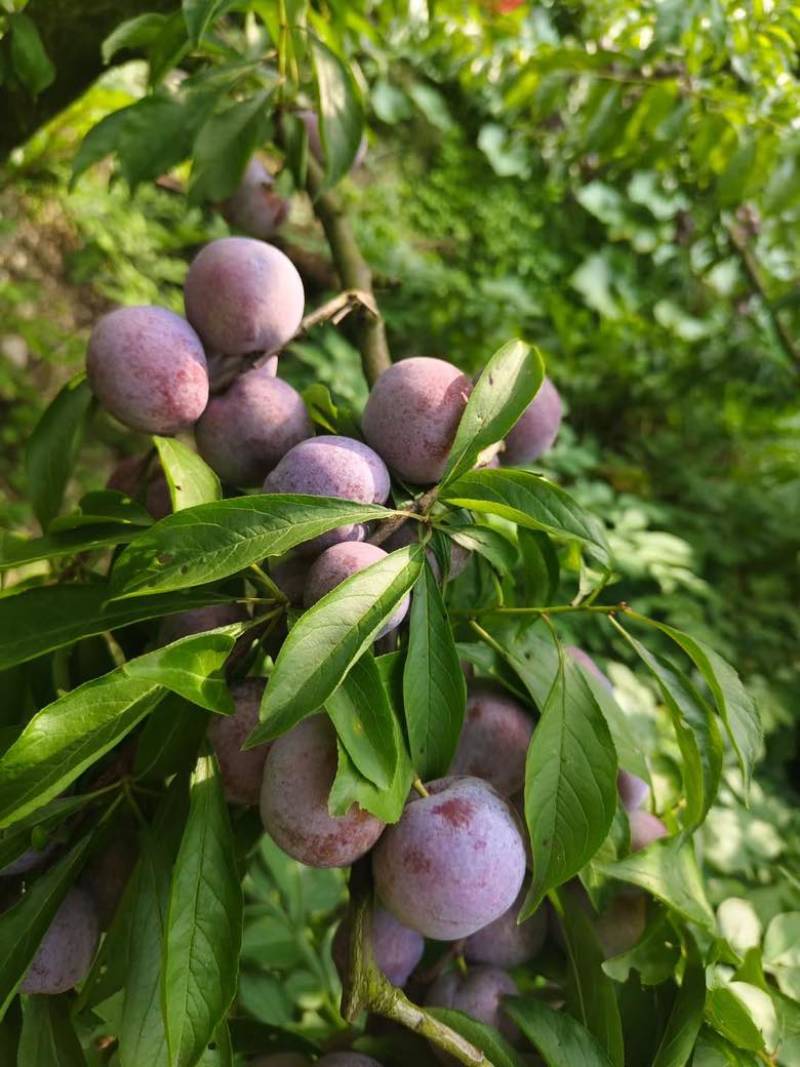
13,222 -> 668,1066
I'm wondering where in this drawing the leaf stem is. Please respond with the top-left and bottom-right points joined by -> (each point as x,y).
249,563 -> 288,604
456,602 -> 627,618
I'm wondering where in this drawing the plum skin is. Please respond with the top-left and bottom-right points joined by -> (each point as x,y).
260,715 -> 384,868
317,1055 -> 383,1067
449,684 -> 533,796
264,435 -> 390,554
87,306 -> 208,435
426,966 -> 520,1046
184,237 -> 305,356
333,906 -> 424,988
250,1056 -> 311,1067
362,357 -> 472,484
629,810 -> 667,852
195,366 -> 313,486
502,376 -> 562,466
221,158 -> 289,239
372,776 -> 527,940
464,879 -> 548,968
208,679 -> 270,806
22,888 -> 99,994
304,542 -> 409,637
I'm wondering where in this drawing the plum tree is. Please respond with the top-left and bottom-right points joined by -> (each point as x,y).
195,365 -> 313,486
107,454 -> 172,520
157,604 -> 247,646
449,685 -> 533,796
333,906 -> 424,987
464,880 -> 548,968
317,1055 -> 383,1067
629,810 -> 667,852
372,776 -> 526,939
221,158 -> 290,239
208,679 -> 271,806
362,358 -> 472,484
501,376 -> 562,466
264,435 -> 391,553
21,888 -> 99,995
298,109 -> 368,169
305,542 -> 410,636
87,306 -> 209,435
260,715 -> 385,867
184,237 -> 305,356
426,966 -> 520,1045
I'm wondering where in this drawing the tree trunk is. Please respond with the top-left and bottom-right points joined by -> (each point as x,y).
0,0 -> 178,161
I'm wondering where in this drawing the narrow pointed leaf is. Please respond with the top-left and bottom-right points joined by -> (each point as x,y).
426,1007 -> 527,1067
111,495 -> 394,598
163,756 -> 243,1067
441,339 -> 543,485
325,651 -> 401,789
310,35 -> 365,187
506,997 -> 616,1067
249,546 -> 423,745
651,937 -> 706,1067
18,995 -> 87,1066
153,436 -> 221,511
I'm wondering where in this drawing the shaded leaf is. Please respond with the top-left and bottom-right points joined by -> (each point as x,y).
310,35 -> 365,187
651,937 -> 705,1067
189,90 -> 275,203
102,13 -> 168,63
0,523 -> 145,570
9,12 -> 55,95
426,1007 -> 527,1067
18,994 -> 87,1066
506,997 -> 615,1066
326,651 -> 401,790
183,0 -> 230,43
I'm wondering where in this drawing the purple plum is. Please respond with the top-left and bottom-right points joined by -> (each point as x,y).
260,715 -> 385,868
317,1056 -> 383,1067
449,685 -> 533,796
564,645 -> 612,690
250,1056 -> 310,1067
426,966 -> 520,1046
333,906 -> 425,987
595,891 -> 648,959
221,158 -> 290,239
208,679 -> 270,806
264,435 -> 390,554
87,306 -> 208,435
304,542 -> 409,637
107,453 -> 172,520
629,810 -> 667,852
184,237 -> 304,356
81,835 -> 138,927
157,603 -> 247,647
270,553 -> 311,605
362,358 -> 472,484
21,888 -> 99,994
195,366 -> 313,486
617,770 -> 650,812
501,377 -> 562,466
373,776 -> 526,940
298,110 -> 368,170
464,880 -> 547,968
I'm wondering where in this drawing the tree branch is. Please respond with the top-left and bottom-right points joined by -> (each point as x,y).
727,221 -> 800,373
306,157 -> 392,386
341,860 -> 493,1067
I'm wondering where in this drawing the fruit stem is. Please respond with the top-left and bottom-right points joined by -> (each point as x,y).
413,778 -> 430,798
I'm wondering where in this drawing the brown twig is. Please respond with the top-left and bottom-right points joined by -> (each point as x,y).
727,221 -> 800,372
368,486 -> 439,547
342,860 -> 492,1066
305,157 -> 392,386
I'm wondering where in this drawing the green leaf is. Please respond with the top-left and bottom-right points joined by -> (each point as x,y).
441,468 -> 609,563
189,90 -> 274,203
134,693 -> 211,783
426,1007 -> 528,1067
0,523 -> 145,570
248,545 -> 423,745
445,523 -> 519,574
9,12 -> 55,95
602,910 -> 680,986
705,977 -> 777,1054
0,629 -> 238,828
763,913 -> 800,1001
182,0 -> 230,43
599,835 -> 716,933
441,339 -> 543,485
634,617 -> 761,795
325,651 -> 402,790
309,35 -> 365,187
0,583 -> 234,671
0,833 -> 94,1019
651,939 -> 705,1067
614,624 -> 722,828
402,558 -> 466,779
119,782 -> 189,1067
25,374 -> 93,531
555,888 -> 624,1065
328,738 -> 412,823
0,792 -> 101,872
153,436 -> 221,512
111,495 -> 394,598
163,756 -> 243,1067
692,1028 -> 761,1066
505,997 -> 616,1067
522,648 -> 617,916
102,12 -> 168,63
17,995 -> 88,1066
